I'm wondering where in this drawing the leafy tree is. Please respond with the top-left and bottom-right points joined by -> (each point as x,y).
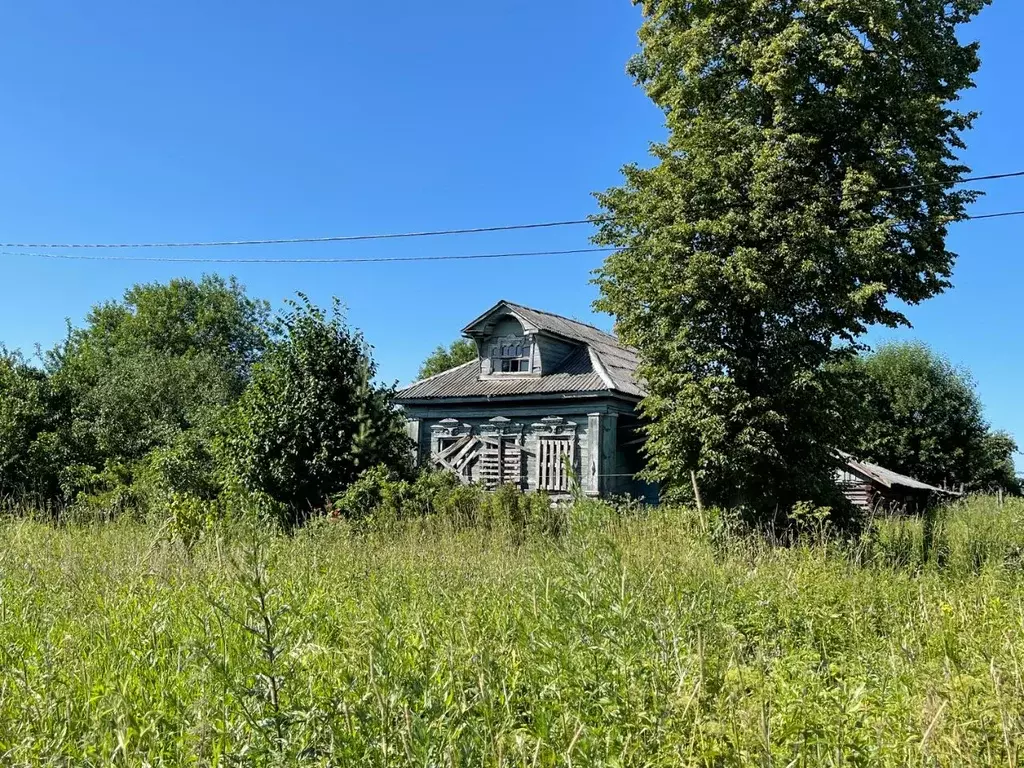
847,342 -> 1019,494
593,0 -> 989,515
0,348 -> 52,500
39,275 -> 271,502
418,339 -> 477,379
220,296 -> 411,526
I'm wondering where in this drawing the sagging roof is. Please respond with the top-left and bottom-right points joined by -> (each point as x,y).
395,300 -> 642,402
838,451 -> 957,495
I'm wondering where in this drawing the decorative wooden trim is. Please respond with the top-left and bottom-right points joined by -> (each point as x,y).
431,418 -> 471,438
532,417 -> 579,493
478,418 -> 525,488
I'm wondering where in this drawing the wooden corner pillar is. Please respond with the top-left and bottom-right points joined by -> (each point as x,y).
587,412 -> 619,497
405,418 -> 422,466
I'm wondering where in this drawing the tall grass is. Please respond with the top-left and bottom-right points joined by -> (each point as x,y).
1,499 -> 1023,765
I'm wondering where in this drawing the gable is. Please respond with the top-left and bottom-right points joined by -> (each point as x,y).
396,300 -> 643,402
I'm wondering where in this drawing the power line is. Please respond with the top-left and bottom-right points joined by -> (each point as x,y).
3,170 -> 1022,251
0,206 -> 1018,267
1,246 -> 617,265
3,209 -> 1023,267
962,209 -> 1024,221
881,170 -> 1024,192
0,219 -> 600,250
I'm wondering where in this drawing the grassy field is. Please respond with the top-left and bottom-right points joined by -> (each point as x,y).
2,499 -> 1024,766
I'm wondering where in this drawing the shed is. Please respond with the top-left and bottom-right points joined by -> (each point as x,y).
836,451 -> 958,513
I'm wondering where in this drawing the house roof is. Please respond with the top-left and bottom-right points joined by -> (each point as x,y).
838,451 -> 958,495
396,300 -> 642,402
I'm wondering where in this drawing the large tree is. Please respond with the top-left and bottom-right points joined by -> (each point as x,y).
41,275 -> 271,501
418,339 -> 477,380
594,0 -> 989,515
847,342 -> 1019,494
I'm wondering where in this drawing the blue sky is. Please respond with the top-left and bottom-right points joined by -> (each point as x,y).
1,2 -> 1022,451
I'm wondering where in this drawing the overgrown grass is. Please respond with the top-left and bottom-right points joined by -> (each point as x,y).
2,498 -> 1024,765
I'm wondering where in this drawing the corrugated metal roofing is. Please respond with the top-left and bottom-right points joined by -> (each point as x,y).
498,303 -> 645,397
837,451 -> 957,495
396,301 -> 643,401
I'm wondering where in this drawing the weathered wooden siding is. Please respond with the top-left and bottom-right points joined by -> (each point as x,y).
534,334 -> 576,374
405,399 -> 644,498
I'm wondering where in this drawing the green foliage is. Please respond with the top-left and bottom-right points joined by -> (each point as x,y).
32,275 -> 270,505
166,493 -> 219,549
220,296 -> 411,526
868,496 -> 1024,573
331,467 -> 564,540
846,342 -> 1020,493
417,338 -> 477,379
3,278 -> 413,534
332,464 -> 411,526
5,497 -> 1024,764
0,348 -> 53,501
594,0 -> 989,516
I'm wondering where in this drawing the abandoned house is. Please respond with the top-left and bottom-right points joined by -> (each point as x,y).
396,299 -> 951,508
394,300 -> 653,499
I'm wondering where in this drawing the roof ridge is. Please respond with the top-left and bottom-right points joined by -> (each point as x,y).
502,301 -> 620,341
587,346 -> 616,390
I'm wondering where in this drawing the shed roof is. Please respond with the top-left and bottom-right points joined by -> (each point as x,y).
838,451 -> 957,495
396,300 -> 642,402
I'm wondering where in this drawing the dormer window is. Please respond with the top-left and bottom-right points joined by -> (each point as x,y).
491,337 -> 532,375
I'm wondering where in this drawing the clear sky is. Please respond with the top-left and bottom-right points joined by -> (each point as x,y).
1,2 -> 1022,452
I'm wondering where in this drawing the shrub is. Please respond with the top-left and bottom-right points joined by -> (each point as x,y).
219,297 -> 411,527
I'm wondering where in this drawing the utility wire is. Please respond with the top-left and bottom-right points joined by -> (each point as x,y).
0,246 -> 618,265
2,209 -> 1023,266
961,209 -> 1024,221
2,206 -> 1021,266
0,219 -> 601,250
3,170 -> 1022,251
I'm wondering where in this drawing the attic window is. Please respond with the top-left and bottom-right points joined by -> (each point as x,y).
490,337 -> 531,375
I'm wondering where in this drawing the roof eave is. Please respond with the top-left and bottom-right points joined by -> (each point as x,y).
395,389 -> 642,407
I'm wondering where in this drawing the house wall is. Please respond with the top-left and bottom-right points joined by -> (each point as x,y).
403,398 -> 650,499
534,333 -> 575,372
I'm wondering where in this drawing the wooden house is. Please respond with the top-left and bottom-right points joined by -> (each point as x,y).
395,300 -> 653,499
397,299 -> 951,507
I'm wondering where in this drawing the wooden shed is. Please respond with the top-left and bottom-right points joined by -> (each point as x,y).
836,451 -> 958,514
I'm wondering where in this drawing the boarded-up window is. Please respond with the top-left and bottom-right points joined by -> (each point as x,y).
538,436 -> 574,492
434,435 -> 477,483
479,435 -> 522,489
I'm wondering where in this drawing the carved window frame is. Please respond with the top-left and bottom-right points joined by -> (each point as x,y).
430,418 -> 472,458
478,417 -> 526,488
532,417 -> 579,493
487,334 -> 533,377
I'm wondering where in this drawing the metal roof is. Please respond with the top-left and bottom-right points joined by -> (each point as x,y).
396,300 -> 642,402
837,451 -> 957,495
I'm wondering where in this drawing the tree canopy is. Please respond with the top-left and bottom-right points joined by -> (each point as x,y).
846,342 -> 1019,494
39,275 -> 271,502
220,297 -> 411,526
594,0 -> 989,516
0,277 -> 412,527
418,339 -> 477,380
0,347 -> 52,500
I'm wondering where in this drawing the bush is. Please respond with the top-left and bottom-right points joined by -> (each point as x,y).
332,465 -> 410,531
219,297 -> 412,527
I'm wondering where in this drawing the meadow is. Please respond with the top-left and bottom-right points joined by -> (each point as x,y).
1,497 -> 1024,766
